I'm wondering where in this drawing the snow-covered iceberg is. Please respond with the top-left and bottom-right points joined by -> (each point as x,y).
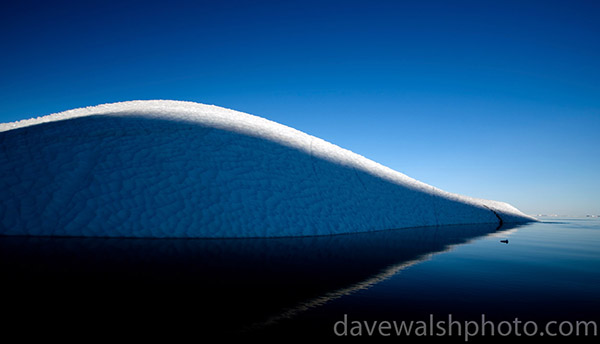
0,100 -> 534,238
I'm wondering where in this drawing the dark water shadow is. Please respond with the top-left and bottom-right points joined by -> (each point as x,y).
0,222 -> 527,337
2,222 -> 527,337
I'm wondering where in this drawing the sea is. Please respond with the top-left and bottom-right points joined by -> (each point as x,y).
1,217 -> 598,340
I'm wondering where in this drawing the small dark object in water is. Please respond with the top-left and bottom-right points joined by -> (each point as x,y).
500,240 -> 509,244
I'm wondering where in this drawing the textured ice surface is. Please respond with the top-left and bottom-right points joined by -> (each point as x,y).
0,100 -> 535,238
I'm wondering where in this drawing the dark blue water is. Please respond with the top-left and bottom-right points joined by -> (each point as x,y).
1,218 -> 598,339
272,218 -> 600,338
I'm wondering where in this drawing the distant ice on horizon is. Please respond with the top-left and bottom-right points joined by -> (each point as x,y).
0,100 -> 535,238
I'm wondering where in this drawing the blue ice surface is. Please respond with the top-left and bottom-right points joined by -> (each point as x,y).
0,100 -> 534,238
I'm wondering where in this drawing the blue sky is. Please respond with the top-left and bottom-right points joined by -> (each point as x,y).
1,0 -> 598,215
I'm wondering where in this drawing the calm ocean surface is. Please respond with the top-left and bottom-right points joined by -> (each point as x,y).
1,218 -> 598,339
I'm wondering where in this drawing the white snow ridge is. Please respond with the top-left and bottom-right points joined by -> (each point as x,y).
0,100 -> 534,238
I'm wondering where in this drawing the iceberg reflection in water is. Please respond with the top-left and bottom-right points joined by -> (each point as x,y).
1,223 -> 523,336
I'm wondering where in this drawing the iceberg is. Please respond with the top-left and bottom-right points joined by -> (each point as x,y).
0,100 -> 534,238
